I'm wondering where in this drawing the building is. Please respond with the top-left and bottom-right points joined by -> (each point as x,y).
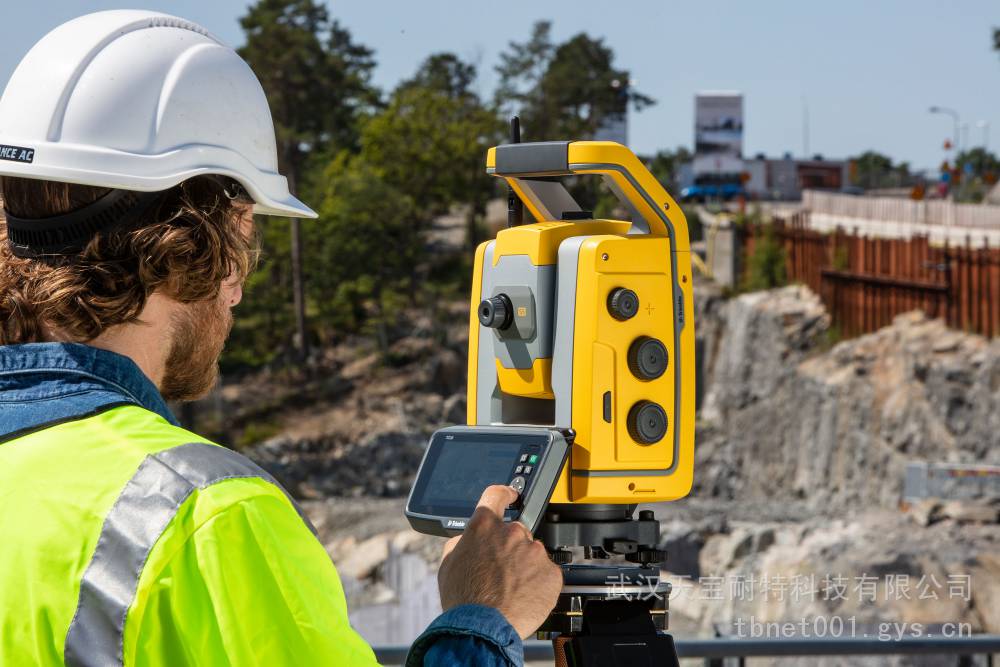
692,91 -> 744,178
676,92 -> 849,200
744,154 -> 850,200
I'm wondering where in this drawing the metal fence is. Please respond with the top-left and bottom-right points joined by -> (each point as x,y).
373,635 -> 1000,664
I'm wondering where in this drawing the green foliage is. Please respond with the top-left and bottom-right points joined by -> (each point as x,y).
361,53 -> 503,250
590,188 -> 620,219
236,419 -> 283,449
494,21 -> 554,124
233,0 -> 381,364
852,150 -> 892,176
949,148 -> 1000,202
495,21 -> 654,141
238,0 -> 378,180
229,44 -> 504,364
307,153 -> 423,342
849,150 -> 912,190
832,244 -> 849,271
742,223 -> 787,292
493,22 -> 657,217
224,219 -> 297,369
398,53 -> 477,99
361,60 -> 502,217
955,148 -> 1000,177
822,323 -> 844,351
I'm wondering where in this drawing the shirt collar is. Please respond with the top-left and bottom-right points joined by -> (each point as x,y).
0,342 -> 178,426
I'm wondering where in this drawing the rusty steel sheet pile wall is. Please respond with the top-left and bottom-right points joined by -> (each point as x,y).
741,213 -> 1000,338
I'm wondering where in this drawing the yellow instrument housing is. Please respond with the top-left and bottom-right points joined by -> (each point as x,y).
468,141 -> 695,504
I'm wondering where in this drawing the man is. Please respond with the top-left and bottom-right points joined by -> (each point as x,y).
0,10 -> 561,667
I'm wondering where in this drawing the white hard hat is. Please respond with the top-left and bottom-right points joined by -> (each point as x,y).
0,10 -> 316,219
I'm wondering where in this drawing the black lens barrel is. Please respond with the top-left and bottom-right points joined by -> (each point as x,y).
479,294 -> 513,330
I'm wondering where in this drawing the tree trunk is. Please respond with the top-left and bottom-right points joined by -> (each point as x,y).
467,198 -> 487,252
374,294 -> 389,355
290,217 -> 308,361
466,207 -> 479,253
286,167 -> 308,363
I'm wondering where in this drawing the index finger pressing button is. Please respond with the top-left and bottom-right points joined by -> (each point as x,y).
510,476 -> 526,494
475,484 -> 519,520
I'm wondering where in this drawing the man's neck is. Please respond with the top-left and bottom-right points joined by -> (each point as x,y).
78,294 -> 176,391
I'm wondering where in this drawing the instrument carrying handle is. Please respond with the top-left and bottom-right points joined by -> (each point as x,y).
490,140 -> 689,249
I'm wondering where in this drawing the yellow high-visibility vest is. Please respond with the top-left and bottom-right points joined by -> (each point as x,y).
0,404 -> 379,666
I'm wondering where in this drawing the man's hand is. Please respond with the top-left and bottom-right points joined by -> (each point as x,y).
437,485 -> 562,639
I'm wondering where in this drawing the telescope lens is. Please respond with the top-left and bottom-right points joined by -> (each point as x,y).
628,401 -> 668,445
479,294 -> 513,330
628,337 -> 668,380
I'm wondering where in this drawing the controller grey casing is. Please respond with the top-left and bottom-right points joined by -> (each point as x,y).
405,425 -> 571,537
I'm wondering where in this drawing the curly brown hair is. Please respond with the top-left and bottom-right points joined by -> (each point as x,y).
0,176 -> 257,344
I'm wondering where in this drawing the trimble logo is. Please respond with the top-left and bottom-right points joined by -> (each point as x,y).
445,519 -> 467,529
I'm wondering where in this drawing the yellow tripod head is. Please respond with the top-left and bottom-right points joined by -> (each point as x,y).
468,140 -> 695,506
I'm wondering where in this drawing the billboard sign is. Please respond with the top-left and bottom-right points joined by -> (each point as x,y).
693,92 -> 743,175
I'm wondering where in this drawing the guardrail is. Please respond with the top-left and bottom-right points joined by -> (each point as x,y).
373,635 -> 1000,664
804,190 -> 1000,230
904,461 -> 1000,504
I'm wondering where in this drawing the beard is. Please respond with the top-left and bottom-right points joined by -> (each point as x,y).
159,294 -> 233,402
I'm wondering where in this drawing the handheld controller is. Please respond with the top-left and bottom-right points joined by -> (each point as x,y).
405,426 -> 571,536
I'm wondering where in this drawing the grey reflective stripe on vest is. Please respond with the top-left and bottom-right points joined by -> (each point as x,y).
64,442 -> 316,667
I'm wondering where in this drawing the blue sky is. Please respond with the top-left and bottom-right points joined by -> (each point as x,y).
1,1 -> 997,170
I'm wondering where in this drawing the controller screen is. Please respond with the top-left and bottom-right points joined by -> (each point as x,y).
422,439 -> 522,507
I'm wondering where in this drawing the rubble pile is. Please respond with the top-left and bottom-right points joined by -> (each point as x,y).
664,509 -> 1000,639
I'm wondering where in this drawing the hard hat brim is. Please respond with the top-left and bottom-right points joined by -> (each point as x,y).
252,193 -> 318,219
0,140 -> 318,219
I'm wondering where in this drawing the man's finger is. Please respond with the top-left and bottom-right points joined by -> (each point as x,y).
441,535 -> 461,563
506,519 -> 534,543
474,484 -> 518,520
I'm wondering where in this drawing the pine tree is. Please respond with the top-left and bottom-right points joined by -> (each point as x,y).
238,0 -> 377,360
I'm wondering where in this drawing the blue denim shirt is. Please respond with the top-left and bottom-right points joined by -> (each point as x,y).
0,343 -> 524,666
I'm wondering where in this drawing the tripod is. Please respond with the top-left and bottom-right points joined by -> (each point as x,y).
537,505 -> 681,667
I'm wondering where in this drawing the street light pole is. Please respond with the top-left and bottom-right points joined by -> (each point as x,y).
977,120 -> 990,150
929,105 -> 960,154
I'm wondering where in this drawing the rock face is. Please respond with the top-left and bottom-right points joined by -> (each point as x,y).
696,285 -> 1000,512
248,430 -> 427,499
